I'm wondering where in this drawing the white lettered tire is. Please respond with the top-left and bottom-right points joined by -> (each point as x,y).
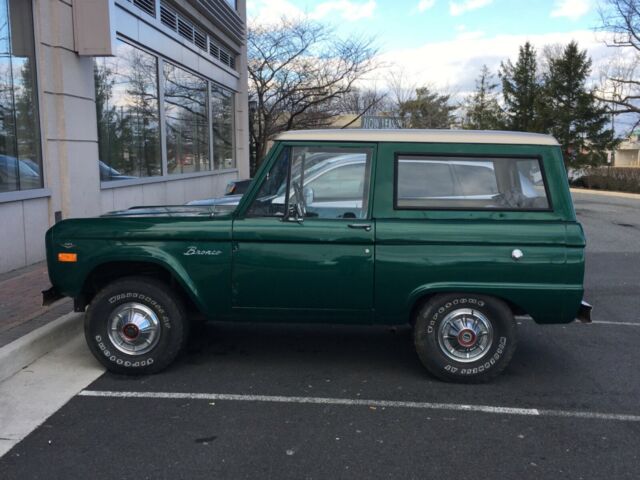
413,293 -> 517,383
85,277 -> 188,375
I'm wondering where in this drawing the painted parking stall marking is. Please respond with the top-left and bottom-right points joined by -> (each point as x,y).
78,390 -> 640,423
591,320 -> 640,326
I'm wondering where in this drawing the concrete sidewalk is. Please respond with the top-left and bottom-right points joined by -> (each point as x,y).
0,262 -> 72,349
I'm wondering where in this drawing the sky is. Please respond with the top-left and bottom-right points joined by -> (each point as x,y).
246,0 -> 615,97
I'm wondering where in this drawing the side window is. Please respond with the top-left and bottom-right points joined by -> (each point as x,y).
246,148 -> 290,217
290,147 -> 373,219
395,156 -> 550,210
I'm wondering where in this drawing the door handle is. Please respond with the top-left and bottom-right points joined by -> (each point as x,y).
348,223 -> 372,232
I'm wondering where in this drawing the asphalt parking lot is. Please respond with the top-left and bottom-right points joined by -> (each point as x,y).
1,191 -> 639,479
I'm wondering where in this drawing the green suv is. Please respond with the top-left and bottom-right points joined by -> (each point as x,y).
43,129 -> 591,382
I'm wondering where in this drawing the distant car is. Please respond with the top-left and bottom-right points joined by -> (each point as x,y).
225,178 -> 252,195
567,168 -> 588,183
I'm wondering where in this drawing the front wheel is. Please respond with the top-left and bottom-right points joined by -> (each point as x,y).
413,293 -> 517,383
85,277 -> 188,375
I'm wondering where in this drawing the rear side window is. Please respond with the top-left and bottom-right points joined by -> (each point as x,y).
395,156 -> 550,210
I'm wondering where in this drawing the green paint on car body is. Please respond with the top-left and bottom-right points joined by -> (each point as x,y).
45,134 -> 586,326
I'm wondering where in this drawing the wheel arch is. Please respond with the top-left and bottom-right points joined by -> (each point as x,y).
407,285 -> 527,325
79,259 -> 205,315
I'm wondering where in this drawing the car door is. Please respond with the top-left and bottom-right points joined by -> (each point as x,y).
231,143 -> 376,323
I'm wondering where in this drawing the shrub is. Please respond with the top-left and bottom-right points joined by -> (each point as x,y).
571,167 -> 640,194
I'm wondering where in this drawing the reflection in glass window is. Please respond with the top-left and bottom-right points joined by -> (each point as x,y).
308,163 -> 366,201
94,40 -> 161,181
0,0 -> 41,193
289,147 -> 372,219
396,156 -> 549,210
247,148 -> 290,217
211,84 -> 234,170
163,62 -> 210,174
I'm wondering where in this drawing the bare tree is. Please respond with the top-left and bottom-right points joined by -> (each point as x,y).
597,0 -> 640,128
248,17 -> 379,169
386,69 -> 417,114
336,87 -> 387,128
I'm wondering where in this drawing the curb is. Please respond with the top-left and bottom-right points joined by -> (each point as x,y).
570,188 -> 640,200
0,311 -> 83,383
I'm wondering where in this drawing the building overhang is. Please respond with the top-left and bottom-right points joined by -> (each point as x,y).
191,0 -> 245,46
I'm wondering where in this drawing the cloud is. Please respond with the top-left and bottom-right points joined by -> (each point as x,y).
456,30 -> 485,41
248,0 -> 304,24
311,0 -> 377,21
248,0 -> 376,24
449,0 -> 493,16
417,0 -> 436,12
374,30 -> 611,96
550,0 -> 592,21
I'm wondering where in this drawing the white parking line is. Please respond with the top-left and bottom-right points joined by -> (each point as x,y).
78,390 -> 640,423
591,321 -> 640,326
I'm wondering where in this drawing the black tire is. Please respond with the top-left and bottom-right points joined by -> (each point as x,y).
413,293 -> 517,383
84,277 -> 188,375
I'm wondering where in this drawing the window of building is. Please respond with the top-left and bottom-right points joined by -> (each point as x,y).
94,38 -> 237,184
163,62 -> 210,174
0,0 -> 41,193
211,84 -> 235,170
94,40 -> 162,181
395,156 -> 550,210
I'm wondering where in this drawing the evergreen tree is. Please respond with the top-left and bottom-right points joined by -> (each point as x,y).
399,87 -> 456,129
542,41 -> 615,168
500,42 -> 542,132
462,65 -> 505,130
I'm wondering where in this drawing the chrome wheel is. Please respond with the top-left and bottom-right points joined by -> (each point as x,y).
437,308 -> 493,363
108,302 -> 161,356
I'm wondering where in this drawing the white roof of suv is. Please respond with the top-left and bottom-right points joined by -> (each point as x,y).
276,129 -> 559,146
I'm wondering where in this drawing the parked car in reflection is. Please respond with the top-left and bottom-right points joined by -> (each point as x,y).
99,161 -> 138,181
0,154 -> 42,191
225,178 -> 252,195
188,155 -> 546,212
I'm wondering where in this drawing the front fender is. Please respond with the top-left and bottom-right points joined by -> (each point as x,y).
49,240 -> 231,317
85,249 -> 208,314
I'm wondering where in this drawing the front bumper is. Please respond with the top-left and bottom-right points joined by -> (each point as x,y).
42,286 -> 64,307
576,300 -> 592,323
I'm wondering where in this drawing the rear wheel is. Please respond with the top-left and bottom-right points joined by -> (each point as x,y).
413,293 -> 517,383
85,277 -> 188,374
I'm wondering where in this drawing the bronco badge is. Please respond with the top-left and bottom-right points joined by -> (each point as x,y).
183,246 -> 222,256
